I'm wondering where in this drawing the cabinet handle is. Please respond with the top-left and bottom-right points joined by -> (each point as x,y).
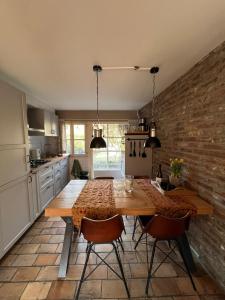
26,155 -> 30,163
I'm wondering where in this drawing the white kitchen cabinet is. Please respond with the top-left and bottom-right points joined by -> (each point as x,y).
39,182 -> 54,211
0,81 -> 29,186
0,79 -> 30,259
28,173 -> 40,221
0,176 -> 32,257
60,157 -> 69,188
44,110 -> 59,137
54,162 -> 62,196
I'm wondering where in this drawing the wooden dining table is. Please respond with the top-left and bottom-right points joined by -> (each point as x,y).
45,179 -> 213,278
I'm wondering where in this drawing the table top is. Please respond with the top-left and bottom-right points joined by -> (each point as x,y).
45,179 -> 213,217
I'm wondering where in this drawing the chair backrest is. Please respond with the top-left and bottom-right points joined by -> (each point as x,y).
95,176 -> 114,180
81,214 -> 124,243
71,159 -> 82,178
145,212 -> 191,240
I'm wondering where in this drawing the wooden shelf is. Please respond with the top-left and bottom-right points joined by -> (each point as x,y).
125,132 -> 149,135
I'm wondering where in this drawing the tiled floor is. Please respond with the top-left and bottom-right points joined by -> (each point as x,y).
0,215 -> 224,299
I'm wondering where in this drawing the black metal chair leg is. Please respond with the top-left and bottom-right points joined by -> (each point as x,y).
134,232 -> 144,249
112,242 -> 130,299
146,239 -> 157,295
75,244 -> 92,300
118,238 -> 124,253
146,233 -> 149,265
176,239 -> 197,291
132,217 -> 138,240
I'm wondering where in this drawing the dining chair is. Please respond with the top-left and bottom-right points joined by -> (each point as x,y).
140,213 -> 196,295
75,214 -> 130,299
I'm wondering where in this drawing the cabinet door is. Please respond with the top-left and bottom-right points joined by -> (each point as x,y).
0,81 -> 27,146
40,182 -> 54,211
0,176 -> 32,258
28,173 -> 40,221
44,110 -> 52,136
51,114 -> 59,136
0,80 -> 29,186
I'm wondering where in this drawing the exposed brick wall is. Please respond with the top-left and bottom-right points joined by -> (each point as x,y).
139,41 -> 225,289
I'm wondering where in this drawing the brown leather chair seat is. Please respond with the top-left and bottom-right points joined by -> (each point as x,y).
75,214 -> 130,299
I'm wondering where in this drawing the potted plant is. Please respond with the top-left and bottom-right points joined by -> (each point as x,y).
169,158 -> 184,186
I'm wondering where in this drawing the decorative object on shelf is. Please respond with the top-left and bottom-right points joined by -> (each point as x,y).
144,67 -> 161,148
169,158 -> 184,186
156,164 -> 163,183
90,65 -> 106,148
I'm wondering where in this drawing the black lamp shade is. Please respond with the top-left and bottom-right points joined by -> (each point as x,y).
90,128 -> 106,149
144,121 -> 161,148
90,137 -> 106,148
144,136 -> 161,148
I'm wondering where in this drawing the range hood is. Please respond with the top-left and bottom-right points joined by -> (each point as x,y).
27,107 -> 45,136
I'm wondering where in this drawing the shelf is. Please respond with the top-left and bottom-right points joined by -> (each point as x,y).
125,132 -> 149,135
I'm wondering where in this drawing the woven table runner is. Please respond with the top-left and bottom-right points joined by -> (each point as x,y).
72,180 -> 117,227
136,179 -> 197,217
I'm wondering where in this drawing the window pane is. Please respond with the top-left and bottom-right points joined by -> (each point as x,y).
64,139 -> 71,153
108,124 -> 124,137
74,140 -> 85,155
65,124 -> 70,139
108,152 -> 122,169
93,151 -> 107,169
108,137 -> 124,151
74,124 -> 85,139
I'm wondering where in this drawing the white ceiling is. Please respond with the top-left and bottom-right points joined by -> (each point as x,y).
0,0 -> 225,110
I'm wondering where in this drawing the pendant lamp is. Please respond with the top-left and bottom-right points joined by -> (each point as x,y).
144,66 -> 161,148
90,65 -> 107,148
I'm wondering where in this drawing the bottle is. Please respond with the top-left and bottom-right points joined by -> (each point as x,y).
156,164 -> 163,183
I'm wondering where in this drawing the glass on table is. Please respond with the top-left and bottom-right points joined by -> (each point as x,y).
125,175 -> 134,193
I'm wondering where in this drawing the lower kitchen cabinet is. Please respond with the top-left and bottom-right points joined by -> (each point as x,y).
0,156 -> 69,259
0,176 -> 32,258
39,182 -> 54,211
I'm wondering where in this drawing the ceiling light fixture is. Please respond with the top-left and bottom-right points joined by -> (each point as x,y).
144,66 -> 161,148
90,65 -> 107,149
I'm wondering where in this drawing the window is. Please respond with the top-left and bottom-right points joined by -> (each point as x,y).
62,123 -> 86,155
93,123 -> 126,170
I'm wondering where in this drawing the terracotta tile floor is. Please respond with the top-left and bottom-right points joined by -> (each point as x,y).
0,215 -> 224,300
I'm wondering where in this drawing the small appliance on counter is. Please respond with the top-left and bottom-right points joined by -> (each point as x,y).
30,159 -> 50,168
30,148 -> 41,160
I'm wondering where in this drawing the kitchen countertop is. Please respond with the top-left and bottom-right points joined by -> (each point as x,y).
30,154 -> 70,174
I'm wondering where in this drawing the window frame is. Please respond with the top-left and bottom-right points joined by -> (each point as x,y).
93,123 -> 126,170
62,122 -> 86,156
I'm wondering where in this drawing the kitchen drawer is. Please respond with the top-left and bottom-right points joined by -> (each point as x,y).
54,176 -> 62,196
40,182 -> 54,210
54,168 -> 61,180
54,162 -> 61,173
60,158 -> 68,168
39,166 -> 54,189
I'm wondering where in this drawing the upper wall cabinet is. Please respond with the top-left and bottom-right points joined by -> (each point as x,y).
0,81 -> 27,146
44,110 -> 59,137
0,80 -> 30,186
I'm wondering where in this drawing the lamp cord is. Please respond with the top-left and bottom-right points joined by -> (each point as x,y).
151,73 -> 156,121
96,70 -> 99,127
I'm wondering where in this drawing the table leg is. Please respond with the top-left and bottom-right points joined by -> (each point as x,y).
58,217 -> 75,279
177,233 -> 196,273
